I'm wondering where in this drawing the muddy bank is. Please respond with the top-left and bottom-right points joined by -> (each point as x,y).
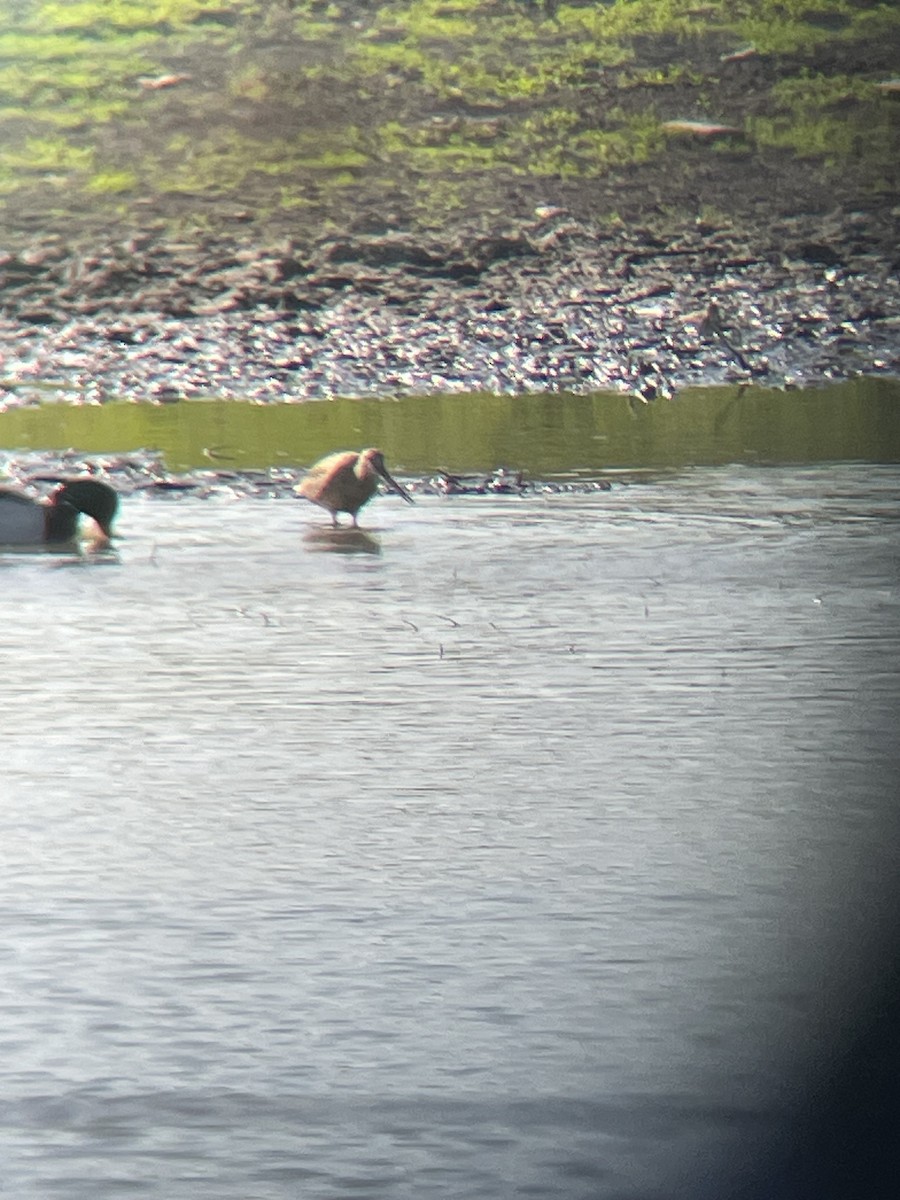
0,2 -> 897,400
1,203 -> 898,404
1,1 -> 898,253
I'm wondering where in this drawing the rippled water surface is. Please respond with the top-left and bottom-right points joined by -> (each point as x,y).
3,465 -> 899,1199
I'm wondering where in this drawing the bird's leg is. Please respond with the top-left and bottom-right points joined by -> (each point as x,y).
351,514 -> 359,529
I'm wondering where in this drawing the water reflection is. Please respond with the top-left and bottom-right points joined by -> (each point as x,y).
1,465 -> 898,1200
0,539 -> 119,564
303,527 -> 382,555
1,380 -> 899,474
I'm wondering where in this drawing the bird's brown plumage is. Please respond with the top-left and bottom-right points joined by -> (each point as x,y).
295,448 -> 414,527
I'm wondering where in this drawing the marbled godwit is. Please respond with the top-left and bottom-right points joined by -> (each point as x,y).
0,479 -> 118,545
295,448 -> 414,527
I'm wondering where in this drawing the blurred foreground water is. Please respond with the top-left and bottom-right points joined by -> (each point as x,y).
1,464 -> 898,1198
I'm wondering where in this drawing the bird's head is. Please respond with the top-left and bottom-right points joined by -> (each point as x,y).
361,449 -> 414,505
54,479 -> 119,538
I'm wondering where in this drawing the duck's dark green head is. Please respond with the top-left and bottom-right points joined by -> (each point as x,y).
55,479 -> 119,538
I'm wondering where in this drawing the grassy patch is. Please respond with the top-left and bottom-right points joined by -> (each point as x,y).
0,0 -> 895,240
33,1 -> 255,35
87,168 -> 139,193
750,72 -> 897,166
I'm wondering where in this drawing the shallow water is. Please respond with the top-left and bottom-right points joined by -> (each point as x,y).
2,464 -> 900,1199
2,379 -> 900,473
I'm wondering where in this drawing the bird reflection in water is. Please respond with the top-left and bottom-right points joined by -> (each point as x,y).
302,526 -> 382,556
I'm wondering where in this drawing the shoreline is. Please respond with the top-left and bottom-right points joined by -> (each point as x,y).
2,207 -> 898,407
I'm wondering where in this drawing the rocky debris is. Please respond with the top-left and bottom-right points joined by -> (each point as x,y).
0,448 -> 613,500
0,206 -> 897,403
431,468 -> 612,495
0,226 -> 544,322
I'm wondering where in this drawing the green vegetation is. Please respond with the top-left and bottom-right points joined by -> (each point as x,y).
750,72 -> 897,170
0,0 -> 896,241
153,130 -> 371,198
33,1 -> 255,34
87,168 -> 139,193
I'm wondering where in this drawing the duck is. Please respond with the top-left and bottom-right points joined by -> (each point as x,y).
295,448 -> 414,528
0,478 -> 119,546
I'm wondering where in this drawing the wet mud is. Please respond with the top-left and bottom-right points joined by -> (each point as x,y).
1,203 -> 898,406
0,5 -> 897,401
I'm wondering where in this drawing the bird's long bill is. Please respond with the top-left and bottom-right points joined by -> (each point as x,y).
377,465 -> 415,505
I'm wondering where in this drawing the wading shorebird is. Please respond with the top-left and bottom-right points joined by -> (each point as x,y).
0,478 -> 118,546
295,448 -> 414,528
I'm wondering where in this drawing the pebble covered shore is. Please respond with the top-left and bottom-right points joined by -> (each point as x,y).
2,207 -> 898,410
